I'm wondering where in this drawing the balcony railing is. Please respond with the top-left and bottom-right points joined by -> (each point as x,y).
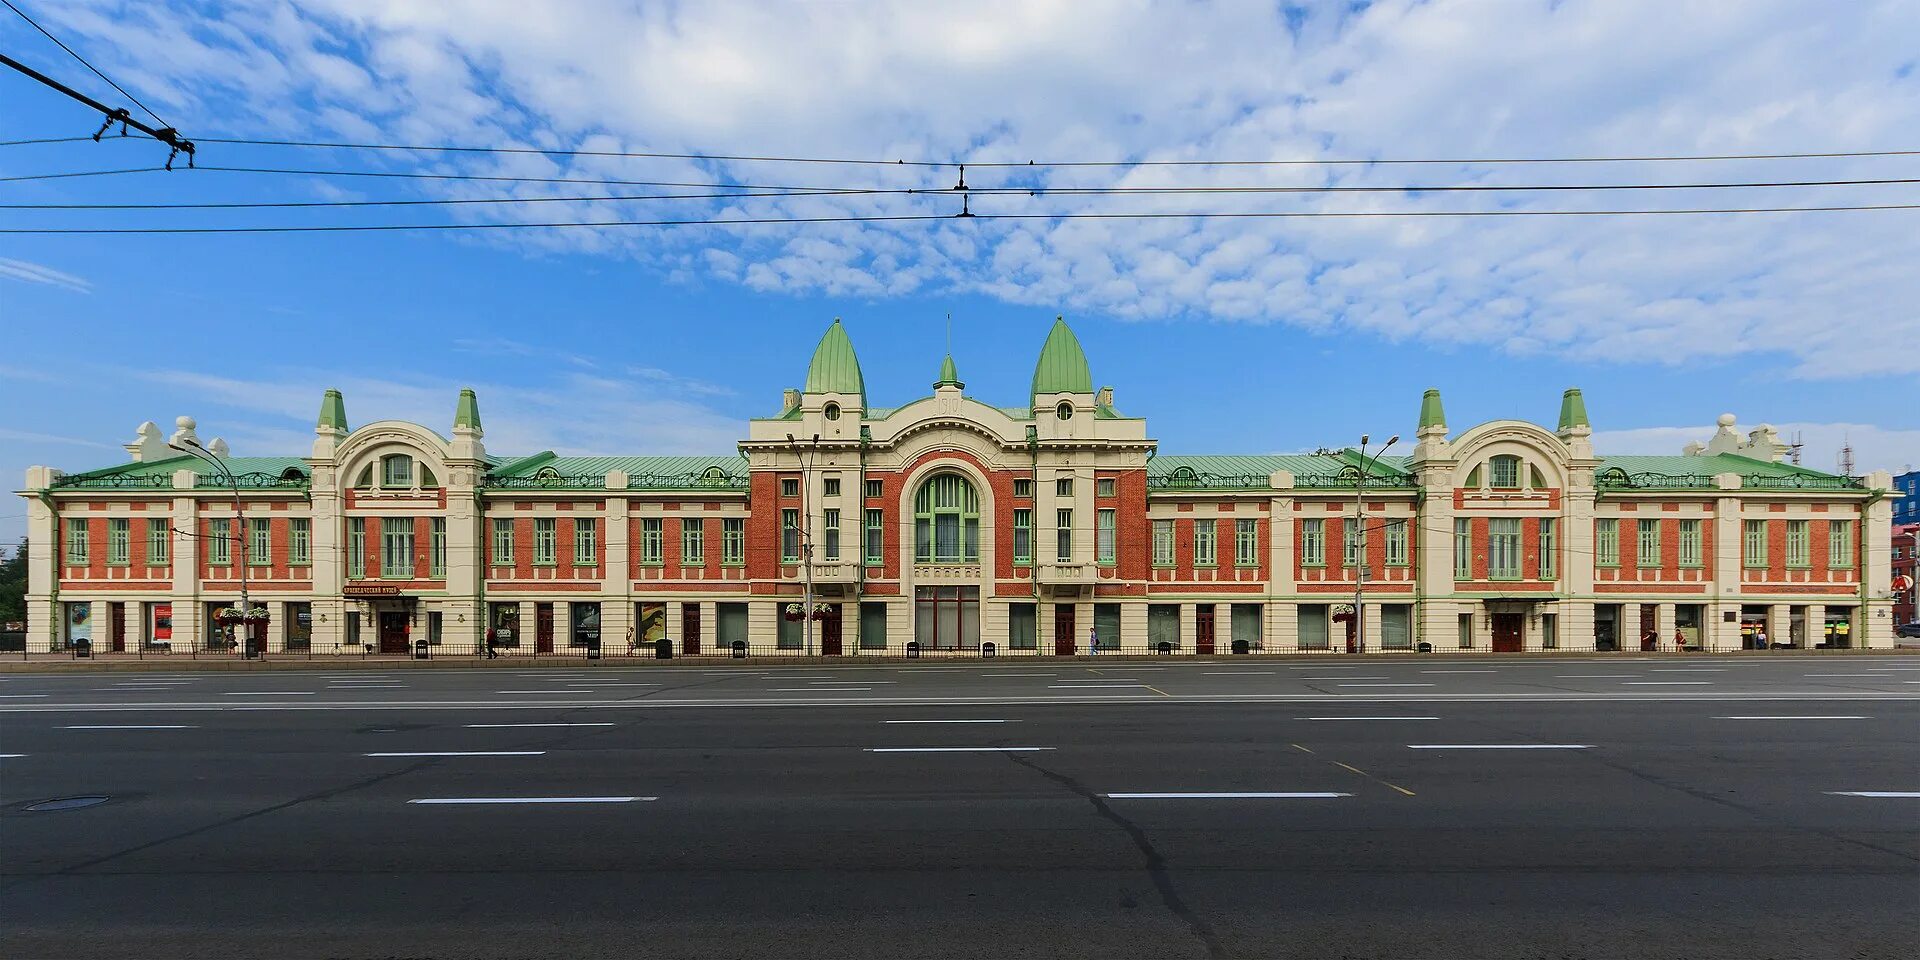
1741,473 -> 1864,491
485,474 -> 606,490
628,471 -> 748,492
194,471 -> 310,490
50,473 -> 175,490
1594,470 -> 1716,491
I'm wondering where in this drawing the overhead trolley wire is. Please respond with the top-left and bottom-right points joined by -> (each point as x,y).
1,0 -> 172,128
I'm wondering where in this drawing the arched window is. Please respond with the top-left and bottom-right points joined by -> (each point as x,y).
1489,455 -> 1521,489
381,454 -> 414,488
355,465 -> 374,488
914,474 -> 980,562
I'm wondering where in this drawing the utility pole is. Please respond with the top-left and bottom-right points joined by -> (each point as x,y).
0,52 -> 195,167
788,433 -> 821,656
1351,434 -> 1398,655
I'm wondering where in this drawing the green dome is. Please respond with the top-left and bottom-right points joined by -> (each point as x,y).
935,353 -> 963,388
1031,316 -> 1092,397
804,318 -> 866,406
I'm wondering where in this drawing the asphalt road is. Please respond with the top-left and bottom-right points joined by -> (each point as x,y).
2,655 -> 1917,959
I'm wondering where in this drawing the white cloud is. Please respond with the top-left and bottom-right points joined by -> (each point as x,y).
0,258 -> 90,294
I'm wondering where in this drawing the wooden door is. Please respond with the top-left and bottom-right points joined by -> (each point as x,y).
820,604 -> 842,655
1195,605 -> 1215,655
378,612 -> 409,654
1492,613 -> 1524,653
1054,604 -> 1076,656
535,603 -> 555,653
109,602 -> 126,652
681,604 -> 702,655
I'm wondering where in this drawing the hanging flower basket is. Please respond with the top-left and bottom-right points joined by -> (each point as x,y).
782,603 -> 807,622
809,604 -> 832,621
214,606 -> 271,624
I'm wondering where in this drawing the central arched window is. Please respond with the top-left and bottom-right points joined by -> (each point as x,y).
914,474 -> 980,562
1488,454 -> 1521,489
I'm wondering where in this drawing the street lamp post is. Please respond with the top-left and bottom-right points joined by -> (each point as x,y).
170,439 -> 250,653
787,433 -> 822,657
1350,434 -> 1398,655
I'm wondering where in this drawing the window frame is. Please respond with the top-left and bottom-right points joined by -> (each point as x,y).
382,517 -> 414,578
1785,519 -> 1810,568
1489,455 -> 1521,490
575,516 -> 599,566
1097,509 -> 1118,565
640,516 -> 665,566
864,509 -> 883,564
64,517 -> 89,565
1012,478 -> 1033,499
248,517 -> 271,567
1595,517 -> 1619,567
1235,518 -> 1259,567
678,517 -> 701,565
823,477 -> 840,498
1055,508 -> 1073,562
381,453 -> 413,488
721,517 -> 746,566
864,479 -> 883,499
1828,519 -> 1853,568
491,518 -> 514,566
147,517 -> 170,566
1537,516 -> 1556,579
1193,518 -> 1217,568
913,474 -> 981,563
1743,519 -> 1767,568
210,517 -> 233,566
1151,519 -> 1175,567
1055,477 -> 1073,498
1384,518 -> 1409,567
1300,518 -> 1326,568
823,507 -> 841,561
107,517 -> 130,566
532,517 -> 558,566
429,517 -> 445,577
1454,517 -> 1472,578
1012,508 -> 1032,565
1487,517 -> 1522,580
780,477 -> 800,498
1637,519 -> 1661,570
344,518 -> 362,577
1677,518 -> 1702,568
1096,478 -> 1116,498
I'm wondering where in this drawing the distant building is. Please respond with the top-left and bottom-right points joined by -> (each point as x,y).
1892,469 -> 1919,526
15,316 -> 1902,656
1895,522 -> 1918,627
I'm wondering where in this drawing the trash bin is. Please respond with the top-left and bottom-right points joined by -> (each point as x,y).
413,639 -> 430,660
73,637 -> 92,659
981,641 -> 996,659
1417,641 -> 1434,653
1156,641 -> 1173,655
655,637 -> 673,659
585,638 -> 602,660
245,637 -> 264,660
730,640 -> 747,658
1231,638 -> 1250,655
906,640 -> 920,659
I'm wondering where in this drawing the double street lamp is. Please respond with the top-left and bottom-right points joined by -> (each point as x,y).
1350,433 -> 1398,655
169,438 -> 254,653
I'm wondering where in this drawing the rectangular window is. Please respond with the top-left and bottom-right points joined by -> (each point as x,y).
862,509 -> 882,564
864,479 -> 883,499
1455,518 -> 1472,578
1096,478 -> 1116,497
1151,519 -> 1175,566
1232,603 -> 1262,649
781,509 -> 800,562
780,477 -> 799,497
1744,519 -> 1767,567
1097,509 -> 1118,564
1677,519 -> 1702,568
210,518 -> 232,566
1542,612 -> 1559,650
147,518 -> 170,566
1384,518 -> 1408,567
249,517 -> 271,567
1637,519 -> 1660,569
1009,603 -> 1037,650
722,517 -> 745,565
382,518 -> 414,578
1301,518 -> 1325,567
1056,509 -> 1073,562
533,517 -> 557,565
1296,604 -> 1330,650
382,455 -> 411,487
823,477 -> 840,497
860,601 -> 888,650
1343,519 -> 1362,568
1828,520 -> 1853,568
491,518 -> 514,565
1786,519 -> 1810,567
107,517 -> 129,565
344,518 -> 362,577
429,518 -> 445,577
575,517 -> 599,565
1235,519 -> 1259,567
1012,509 -> 1031,564
1487,518 -> 1521,579
1458,612 -> 1473,649
65,518 -> 89,565
1490,456 -> 1520,489
1012,478 -> 1032,498
1596,518 -> 1619,567
288,518 -> 310,566
1056,477 -> 1073,498
1537,517 -> 1555,579
823,508 -> 841,561
640,517 -> 664,565
679,518 -> 702,565
1193,518 -> 1217,567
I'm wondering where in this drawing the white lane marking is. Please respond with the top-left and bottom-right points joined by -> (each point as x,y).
1106,792 -> 1350,800
1422,670 -> 1497,674
1205,671 -> 1276,675
496,690 -> 603,694
63,724 -> 197,729
1047,684 -> 1148,689
865,747 -> 1054,753
768,687 -> 872,692
1557,675 -> 1641,678
1625,681 -> 1712,685
1289,665 -> 1358,670
1052,678 -> 1144,682
1302,675 -> 1388,680
1652,669 -> 1725,673
0,694 -> 49,698
114,681 -> 187,685
1299,716 -> 1439,721
1805,674 -> 1887,678
1866,668 -> 1920,672
1825,791 -> 1920,798
0,753 -> 28,757
563,683 -> 659,687
463,722 -> 615,728
779,676 -> 837,680
408,796 -> 652,805
1339,683 -> 1435,688
366,751 -> 547,757
1409,744 -> 1590,750
1715,716 -> 1868,720
810,680 -> 896,684
221,692 -> 316,696
883,719 -> 1016,724
1003,673 -> 1058,677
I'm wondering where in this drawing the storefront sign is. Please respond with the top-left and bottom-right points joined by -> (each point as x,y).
344,584 -> 404,597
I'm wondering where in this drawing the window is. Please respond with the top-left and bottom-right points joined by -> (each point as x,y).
1343,519 -> 1362,568
781,478 -> 800,497
491,518 -> 514,565
1786,519 -> 1810,567
65,518 -> 89,565
147,518 -> 170,565
210,518 -> 233,565
823,508 -> 841,561
1232,603 -> 1262,649
1489,455 -> 1521,489
1596,518 -> 1619,567
1829,520 -> 1853,567
1488,518 -> 1521,579
1009,603 -> 1037,650
1297,604 -> 1330,650
824,477 -> 840,497
1152,519 -> 1175,566
679,518 -> 701,565
429,518 -> 445,577
1301,518 -> 1326,567
344,518 -> 362,577
1056,400 -> 1073,420
641,517 -> 665,565
1542,612 -> 1558,650
1384,518 -> 1408,567
1678,519 -> 1702,568
781,509 -> 801,562
1194,518 -> 1217,567
249,517 -> 271,566
381,454 -> 413,488
1458,612 -> 1474,649
533,517 -> 557,565
1455,518 -> 1472,578
1013,478 -> 1033,498
864,509 -> 883,564
1056,509 -> 1073,561
1744,519 -> 1767,567
382,518 -> 414,577
722,517 -> 745,565
576,517 -> 599,565
861,601 -> 888,650
864,479 -> 883,499
107,517 -> 129,565
1235,519 -> 1259,567
1637,520 -> 1661,569
1012,509 -> 1031,564
1056,477 -> 1073,498
1097,509 -> 1118,564
822,402 -> 840,421
913,474 -> 980,563
1097,478 -> 1116,497
1538,517 -> 1555,578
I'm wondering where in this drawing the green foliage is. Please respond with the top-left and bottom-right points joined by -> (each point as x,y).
0,538 -> 26,626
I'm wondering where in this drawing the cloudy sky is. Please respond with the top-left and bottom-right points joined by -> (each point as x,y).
2,0 -> 1917,544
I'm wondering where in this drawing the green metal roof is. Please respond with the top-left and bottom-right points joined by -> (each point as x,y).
52,456 -> 312,490
454,388 -> 482,432
804,319 -> 866,406
935,354 -> 962,387
1031,316 -> 1093,396
317,388 -> 347,431
1419,388 -> 1446,429
1558,388 -> 1590,431
1596,453 -> 1853,482
488,454 -> 748,479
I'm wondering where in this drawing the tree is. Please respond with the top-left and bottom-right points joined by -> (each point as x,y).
0,538 -> 27,627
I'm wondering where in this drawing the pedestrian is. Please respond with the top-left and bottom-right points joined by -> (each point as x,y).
1673,630 -> 1687,652
1088,626 -> 1099,655
484,627 -> 498,659
1641,627 -> 1658,652
1753,628 -> 1769,651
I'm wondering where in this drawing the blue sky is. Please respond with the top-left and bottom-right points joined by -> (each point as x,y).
3,0 -> 1918,545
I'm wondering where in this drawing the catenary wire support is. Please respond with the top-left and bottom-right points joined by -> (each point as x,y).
0,52 -> 195,167
952,164 -> 967,190
91,107 -> 129,141
955,193 -> 974,218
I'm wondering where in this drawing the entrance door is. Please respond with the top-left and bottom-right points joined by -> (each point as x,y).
1054,604 -> 1076,656
378,612 -> 409,654
1195,605 -> 1215,655
1492,613 -> 1524,652
109,602 -> 126,652
535,603 -> 555,653
681,604 -> 702,655
820,604 -> 842,655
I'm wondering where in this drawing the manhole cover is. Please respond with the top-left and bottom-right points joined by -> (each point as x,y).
25,795 -> 111,812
